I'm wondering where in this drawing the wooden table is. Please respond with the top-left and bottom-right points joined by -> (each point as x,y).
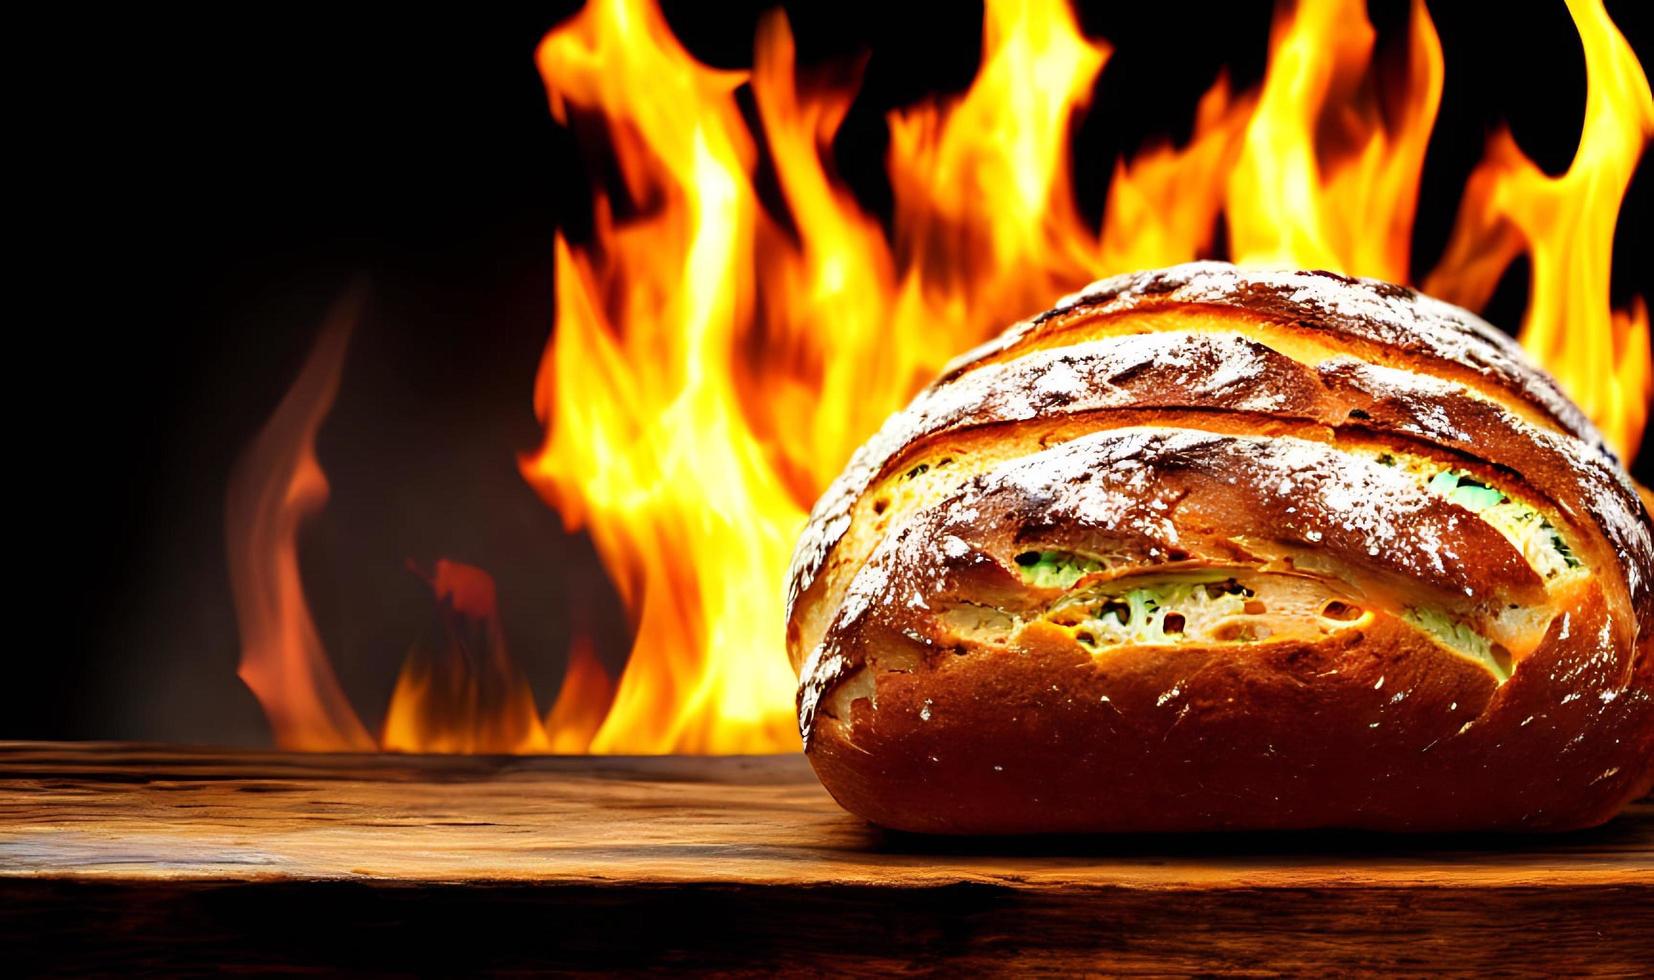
2,742 -> 1649,974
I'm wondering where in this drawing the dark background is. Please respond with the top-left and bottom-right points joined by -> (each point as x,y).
16,1 -> 1652,743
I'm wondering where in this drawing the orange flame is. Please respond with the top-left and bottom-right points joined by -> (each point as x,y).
381,560 -> 553,755
227,289 -> 374,751
1097,75 -> 1256,273
228,301 -> 571,755
1226,0 -> 1443,281
543,633 -> 617,753
233,0 -> 1650,754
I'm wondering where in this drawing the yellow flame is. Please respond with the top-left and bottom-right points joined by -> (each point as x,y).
749,12 -> 894,497
381,560 -> 553,755
1227,0 -> 1443,281
885,0 -> 1108,312
521,0 -> 800,752
520,0 -> 1118,752
1098,75 -> 1256,273
1426,0 -> 1653,459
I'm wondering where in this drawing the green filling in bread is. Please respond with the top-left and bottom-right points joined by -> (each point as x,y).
1044,572 -> 1266,647
1065,578 -> 1248,646
1402,606 -> 1511,682
1423,469 -> 1580,579
1014,550 -> 1107,590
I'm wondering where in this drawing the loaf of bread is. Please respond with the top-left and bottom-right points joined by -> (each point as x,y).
786,262 -> 1653,834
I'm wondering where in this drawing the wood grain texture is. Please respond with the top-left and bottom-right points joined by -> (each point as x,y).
2,742 -> 1651,974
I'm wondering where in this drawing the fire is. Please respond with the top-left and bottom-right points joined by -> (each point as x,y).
1424,0 -> 1654,460
542,634 -> 616,754
227,289 -> 374,752
1097,76 -> 1255,273
381,560 -> 554,755
227,300 -> 593,754
1225,0 -> 1443,281
231,0 -> 1652,754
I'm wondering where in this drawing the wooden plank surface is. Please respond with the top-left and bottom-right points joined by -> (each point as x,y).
2,741 -> 1651,974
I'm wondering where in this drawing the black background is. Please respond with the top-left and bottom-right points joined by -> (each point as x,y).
16,1 -> 1652,743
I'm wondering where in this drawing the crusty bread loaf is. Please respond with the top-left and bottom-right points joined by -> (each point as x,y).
786,262 -> 1654,834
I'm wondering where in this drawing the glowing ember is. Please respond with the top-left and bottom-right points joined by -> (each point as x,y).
234,0 -> 1651,754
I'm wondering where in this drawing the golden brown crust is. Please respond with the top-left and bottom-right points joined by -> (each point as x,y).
789,262 -> 1654,834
